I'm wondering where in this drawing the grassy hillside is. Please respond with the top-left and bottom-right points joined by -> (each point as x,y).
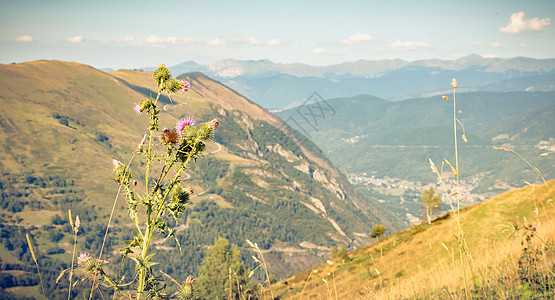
270,181 -> 555,299
0,61 -> 394,298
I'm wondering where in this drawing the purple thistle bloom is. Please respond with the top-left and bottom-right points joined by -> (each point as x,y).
133,103 -> 142,116
77,253 -> 91,266
176,117 -> 196,132
179,80 -> 191,93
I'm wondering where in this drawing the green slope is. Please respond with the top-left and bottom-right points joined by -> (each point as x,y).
0,60 -> 396,299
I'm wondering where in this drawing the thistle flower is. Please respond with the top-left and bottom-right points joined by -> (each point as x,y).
161,128 -> 180,145
179,80 -> 191,93
77,253 -> 92,266
176,117 -> 196,133
451,78 -> 458,89
133,103 -> 143,115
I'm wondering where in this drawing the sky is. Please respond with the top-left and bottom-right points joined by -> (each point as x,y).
1,0 -> 554,69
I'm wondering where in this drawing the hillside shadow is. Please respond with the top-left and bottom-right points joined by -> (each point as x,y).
117,78 -> 172,104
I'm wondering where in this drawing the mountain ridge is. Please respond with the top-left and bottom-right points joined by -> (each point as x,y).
142,55 -> 555,109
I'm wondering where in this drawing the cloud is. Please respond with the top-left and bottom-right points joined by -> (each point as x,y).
116,36 -> 135,43
209,37 -> 281,47
267,38 -> 283,47
388,40 -> 433,51
229,37 -> 260,45
500,12 -> 551,34
207,38 -> 226,46
518,43 -> 527,47
491,42 -> 502,48
312,47 -> 339,55
341,33 -> 373,45
16,35 -> 34,42
144,35 -> 196,46
67,35 -> 84,43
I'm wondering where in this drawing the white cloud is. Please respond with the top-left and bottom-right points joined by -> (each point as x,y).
388,40 -> 433,51
67,35 -> 84,43
145,35 -> 169,44
229,37 -> 260,45
341,33 -> 373,45
144,35 -> 196,46
116,36 -> 135,43
500,12 -> 551,34
491,42 -> 502,48
207,38 -> 226,46
267,38 -> 283,47
312,47 -> 339,55
16,35 -> 34,42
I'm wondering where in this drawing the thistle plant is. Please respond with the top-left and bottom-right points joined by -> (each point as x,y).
74,64 -> 216,299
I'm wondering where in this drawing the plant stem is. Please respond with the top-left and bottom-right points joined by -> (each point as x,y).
136,140 -> 199,299
453,86 -> 471,299
145,90 -> 162,194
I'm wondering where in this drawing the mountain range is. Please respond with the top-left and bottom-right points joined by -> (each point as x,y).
142,55 -> 555,109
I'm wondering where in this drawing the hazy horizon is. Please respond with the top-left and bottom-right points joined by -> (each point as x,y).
1,0 -> 554,70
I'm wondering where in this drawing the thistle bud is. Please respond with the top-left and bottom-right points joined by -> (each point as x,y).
166,78 -> 183,93
153,64 -> 171,85
179,276 -> 195,300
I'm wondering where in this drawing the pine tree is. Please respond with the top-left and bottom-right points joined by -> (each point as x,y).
196,238 -> 252,299
370,224 -> 386,240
